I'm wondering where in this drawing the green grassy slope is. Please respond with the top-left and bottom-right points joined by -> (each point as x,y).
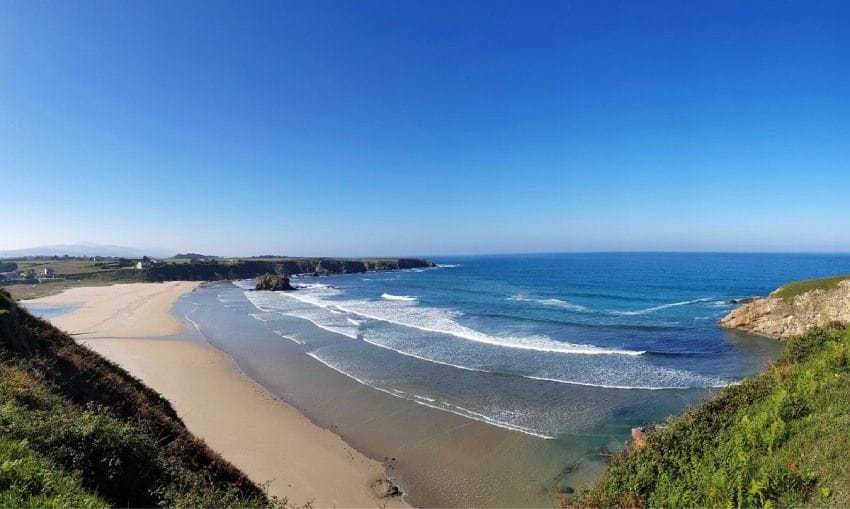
0,288 -> 273,507
578,323 -> 850,508
773,275 -> 850,302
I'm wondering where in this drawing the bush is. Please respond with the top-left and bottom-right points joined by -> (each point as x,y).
578,325 -> 850,508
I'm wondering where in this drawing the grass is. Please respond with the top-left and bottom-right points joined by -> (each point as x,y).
0,435 -> 107,508
3,258 -> 151,300
0,288 -> 276,507
13,260 -> 113,276
773,275 -> 850,303
575,323 -> 850,508
5,275 -> 147,301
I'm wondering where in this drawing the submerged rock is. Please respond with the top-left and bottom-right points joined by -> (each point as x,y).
726,297 -> 756,305
369,478 -> 402,498
254,273 -> 295,291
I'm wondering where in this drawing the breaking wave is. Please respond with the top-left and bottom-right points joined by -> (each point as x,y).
244,284 -> 644,356
381,293 -> 418,302
607,297 -> 717,316
507,294 -> 589,312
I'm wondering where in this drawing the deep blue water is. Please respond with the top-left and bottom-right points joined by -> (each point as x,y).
233,253 -> 850,438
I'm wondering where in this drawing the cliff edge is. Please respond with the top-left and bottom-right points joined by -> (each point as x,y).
718,275 -> 850,339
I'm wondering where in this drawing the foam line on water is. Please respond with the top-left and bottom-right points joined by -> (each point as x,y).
272,331 -> 305,345
260,288 -> 644,356
282,312 -> 358,339
359,328 -> 724,389
607,297 -> 717,316
507,294 -> 589,312
183,304 -> 203,335
522,374 -> 731,391
381,293 -> 418,302
358,335 -> 492,374
304,352 -> 555,439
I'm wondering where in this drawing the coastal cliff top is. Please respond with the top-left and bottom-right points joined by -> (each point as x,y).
719,275 -> 850,340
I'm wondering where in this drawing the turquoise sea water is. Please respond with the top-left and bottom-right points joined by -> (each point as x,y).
179,253 -> 850,505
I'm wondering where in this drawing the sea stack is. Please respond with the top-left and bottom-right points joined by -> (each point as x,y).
255,273 -> 295,291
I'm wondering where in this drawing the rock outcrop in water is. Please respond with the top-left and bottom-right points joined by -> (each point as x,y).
718,277 -> 850,339
255,273 -> 295,291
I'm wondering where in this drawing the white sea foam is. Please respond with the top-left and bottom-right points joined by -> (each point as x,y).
436,264 -> 462,268
607,297 -> 717,316
248,285 -> 645,356
184,305 -> 203,335
273,331 -> 305,345
507,294 -> 589,312
381,293 -> 418,302
304,352 -> 555,439
359,327 -> 728,389
522,374 -> 731,391
284,312 -> 358,339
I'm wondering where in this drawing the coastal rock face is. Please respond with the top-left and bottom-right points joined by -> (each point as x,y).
718,280 -> 850,339
255,273 -> 294,291
148,257 -> 435,282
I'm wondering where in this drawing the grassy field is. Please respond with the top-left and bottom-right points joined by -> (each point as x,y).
576,323 -> 850,508
3,258 -> 151,300
773,275 -> 850,302
14,259 -> 116,275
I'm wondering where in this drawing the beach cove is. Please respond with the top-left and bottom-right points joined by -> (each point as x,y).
26,282 -> 407,508
24,253 -> 850,506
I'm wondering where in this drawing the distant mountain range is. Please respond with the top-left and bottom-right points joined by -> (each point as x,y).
0,243 -> 173,259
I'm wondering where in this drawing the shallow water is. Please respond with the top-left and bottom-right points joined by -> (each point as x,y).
20,303 -> 78,320
173,253 -> 850,506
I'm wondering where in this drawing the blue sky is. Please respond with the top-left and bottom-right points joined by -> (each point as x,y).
2,0 -> 849,256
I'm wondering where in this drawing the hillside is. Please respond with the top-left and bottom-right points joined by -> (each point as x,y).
719,275 -> 850,339
0,288 -> 274,507
577,275 -> 850,508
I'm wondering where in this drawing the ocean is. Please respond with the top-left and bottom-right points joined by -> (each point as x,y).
177,252 -> 850,505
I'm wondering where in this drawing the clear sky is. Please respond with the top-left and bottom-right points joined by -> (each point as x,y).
2,0 -> 849,256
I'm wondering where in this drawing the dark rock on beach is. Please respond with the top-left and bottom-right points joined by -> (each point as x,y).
369,478 -> 402,498
255,273 -> 295,291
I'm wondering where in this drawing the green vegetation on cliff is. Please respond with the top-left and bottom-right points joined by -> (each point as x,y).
773,274 -> 850,303
0,289 -> 272,507
579,323 -> 850,508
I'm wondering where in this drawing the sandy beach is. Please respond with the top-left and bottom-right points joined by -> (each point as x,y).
27,282 -> 407,508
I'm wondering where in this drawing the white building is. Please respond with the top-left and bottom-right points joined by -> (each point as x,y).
135,260 -> 152,270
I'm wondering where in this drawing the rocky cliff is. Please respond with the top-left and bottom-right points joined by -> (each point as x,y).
718,277 -> 850,339
148,257 -> 435,282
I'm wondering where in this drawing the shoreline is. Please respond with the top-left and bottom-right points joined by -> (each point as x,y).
26,282 -> 408,508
